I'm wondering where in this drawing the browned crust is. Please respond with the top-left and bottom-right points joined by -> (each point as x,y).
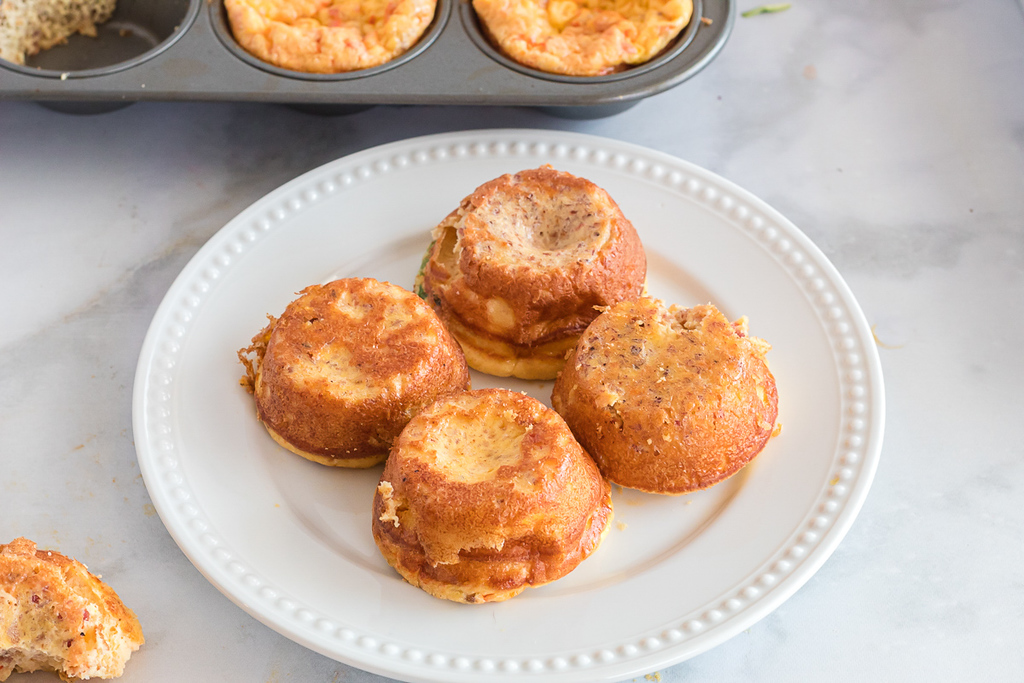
420,166 -> 646,379
551,299 -> 778,494
0,538 -> 144,681
261,420 -> 388,468
238,278 -> 471,465
371,388 -> 613,603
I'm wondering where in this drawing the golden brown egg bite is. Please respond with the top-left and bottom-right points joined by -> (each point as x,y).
551,299 -> 778,494
472,0 -> 693,77
417,166 -> 646,380
224,0 -> 437,73
0,538 -> 144,681
371,388 -> 613,603
238,277 -> 471,467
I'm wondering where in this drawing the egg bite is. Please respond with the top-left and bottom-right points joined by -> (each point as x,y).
371,388 -> 613,603
472,0 -> 693,77
238,277 -> 471,467
224,0 -> 437,74
551,299 -> 778,495
0,0 -> 116,66
0,538 -> 144,681
417,165 -> 646,380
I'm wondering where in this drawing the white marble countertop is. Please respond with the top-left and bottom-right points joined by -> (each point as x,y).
2,1 -> 1023,681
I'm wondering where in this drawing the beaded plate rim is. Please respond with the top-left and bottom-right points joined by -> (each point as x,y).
133,129 -> 884,683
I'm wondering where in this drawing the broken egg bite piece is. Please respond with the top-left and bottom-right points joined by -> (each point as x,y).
238,277 -> 471,467
371,388 -> 613,603
551,299 -> 778,495
0,537 -> 144,681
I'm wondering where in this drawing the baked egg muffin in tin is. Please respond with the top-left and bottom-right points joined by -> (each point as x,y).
224,0 -> 438,73
472,0 -> 694,77
371,388 -> 613,603
238,277 -> 470,467
0,0 -> 116,66
552,298 -> 778,495
417,165 -> 646,381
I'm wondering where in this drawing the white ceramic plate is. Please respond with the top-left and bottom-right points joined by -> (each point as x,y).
133,129 -> 884,683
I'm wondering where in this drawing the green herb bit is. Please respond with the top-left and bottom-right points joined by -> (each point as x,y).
414,239 -> 435,300
741,3 -> 792,17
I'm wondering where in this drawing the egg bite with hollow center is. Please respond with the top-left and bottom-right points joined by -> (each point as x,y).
238,277 -> 471,467
472,0 -> 694,77
224,0 -> 437,74
551,299 -> 778,495
371,388 -> 613,603
416,165 -> 646,380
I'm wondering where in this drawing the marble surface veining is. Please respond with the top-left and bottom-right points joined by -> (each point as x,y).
1,0 -> 1023,681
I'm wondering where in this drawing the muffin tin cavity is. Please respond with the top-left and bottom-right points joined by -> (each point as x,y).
1,0 -> 200,78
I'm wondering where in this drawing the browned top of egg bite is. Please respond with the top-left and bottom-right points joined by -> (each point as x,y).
419,165 -> 646,379
552,299 -> 778,494
239,277 -> 470,466
473,0 -> 693,77
224,0 -> 437,73
371,388 -> 612,602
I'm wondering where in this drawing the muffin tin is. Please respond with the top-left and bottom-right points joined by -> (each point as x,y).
0,0 -> 732,116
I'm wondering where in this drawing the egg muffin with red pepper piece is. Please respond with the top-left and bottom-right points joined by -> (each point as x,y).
0,537 -> 144,681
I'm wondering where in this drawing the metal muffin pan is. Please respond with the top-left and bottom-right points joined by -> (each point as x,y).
0,0 -> 733,114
